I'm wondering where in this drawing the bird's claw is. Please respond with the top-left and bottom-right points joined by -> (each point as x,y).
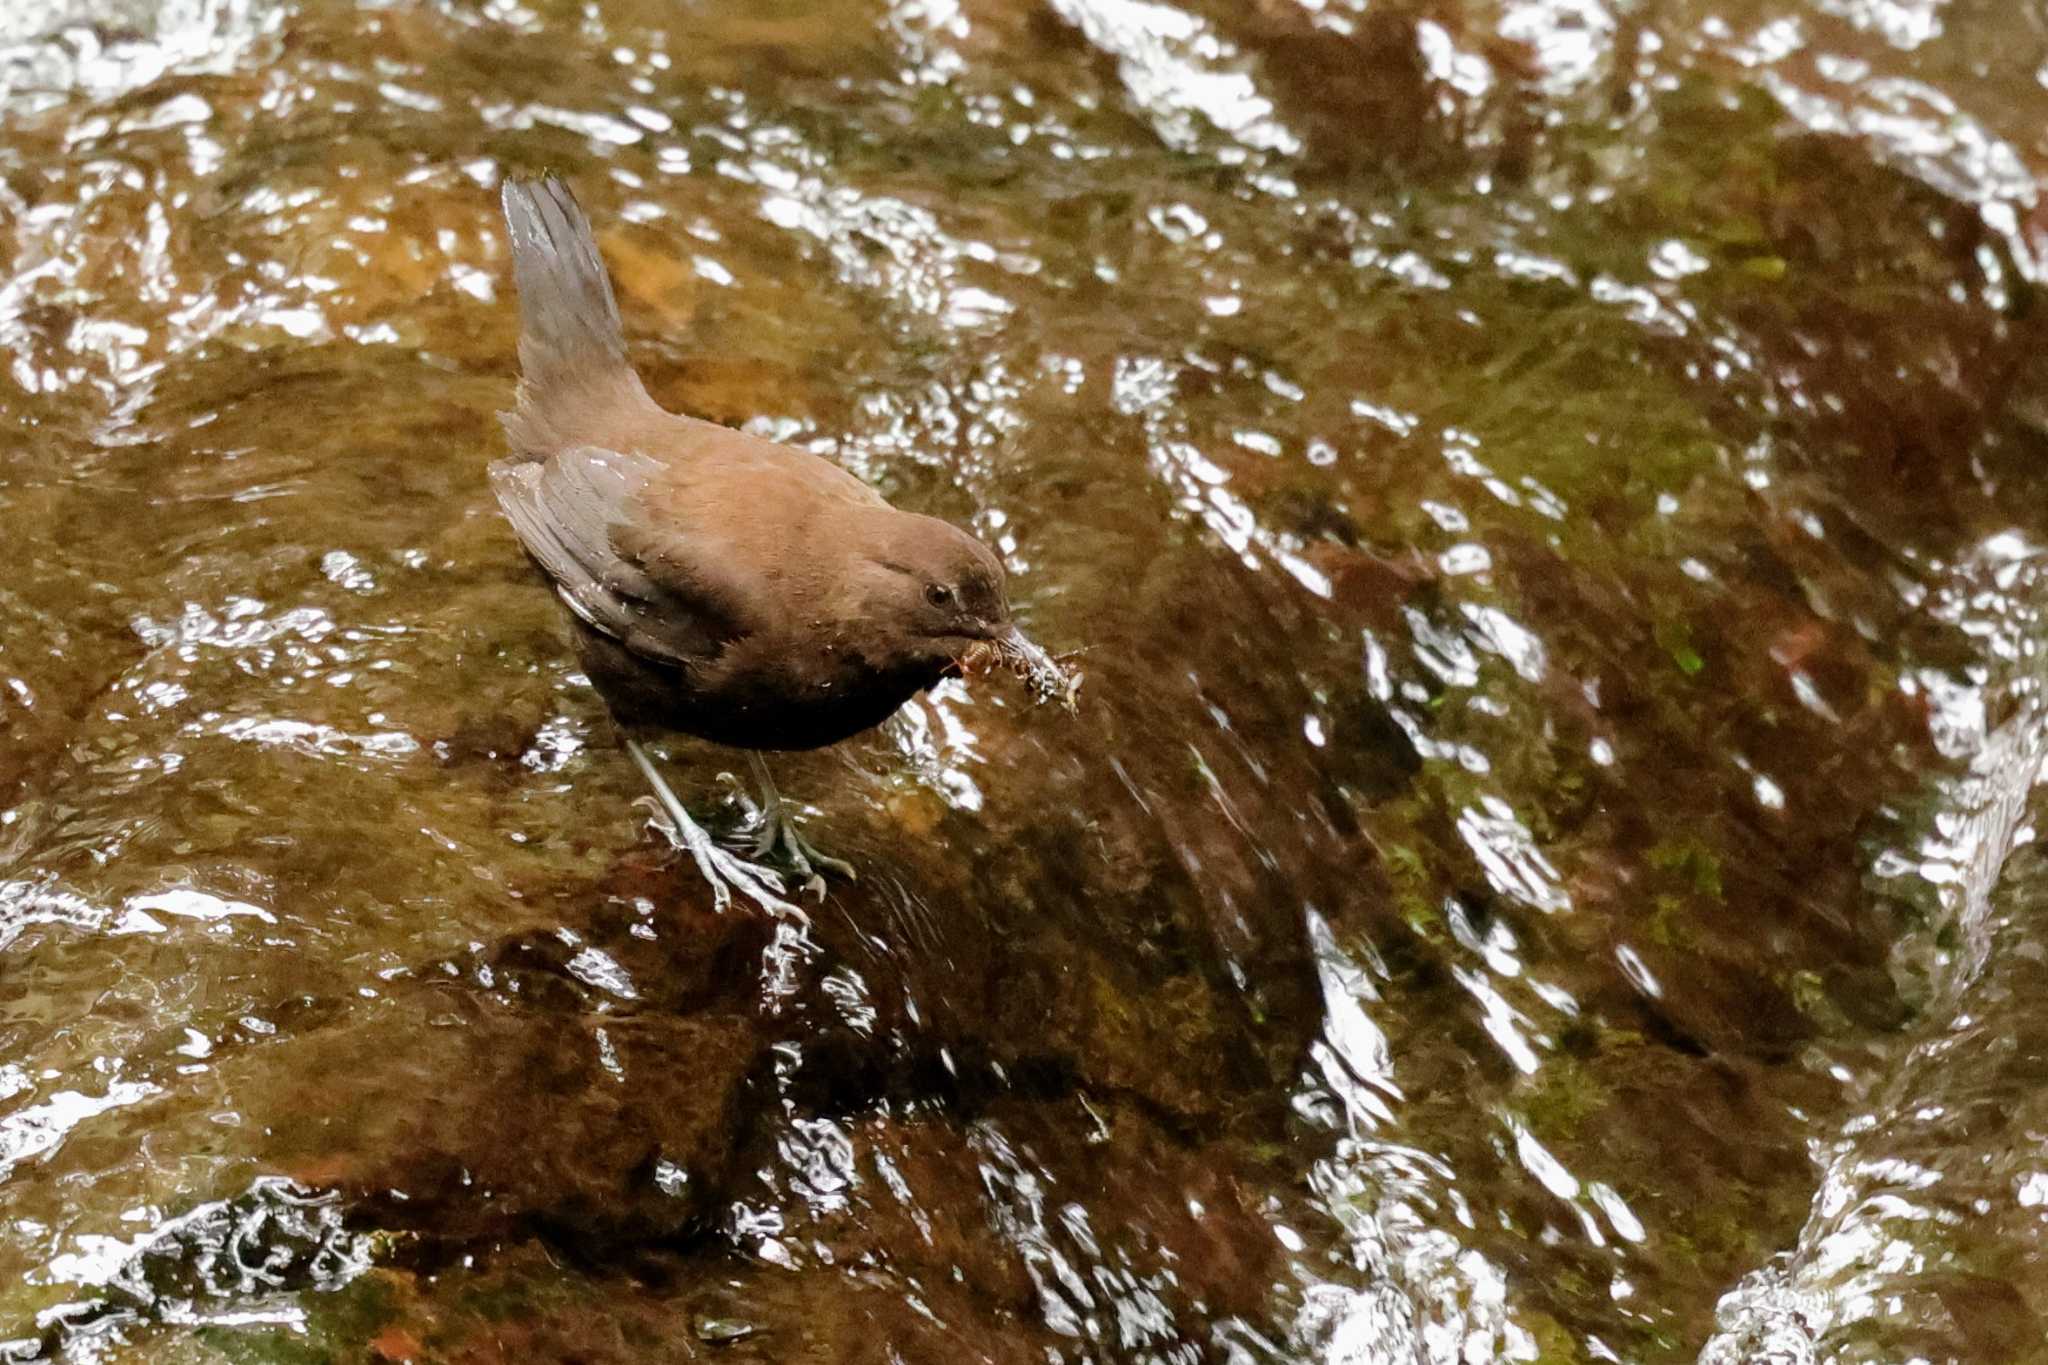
636,795 -> 796,915
751,804 -> 857,893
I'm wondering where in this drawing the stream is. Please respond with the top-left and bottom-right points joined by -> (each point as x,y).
4,0 -> 2048,1361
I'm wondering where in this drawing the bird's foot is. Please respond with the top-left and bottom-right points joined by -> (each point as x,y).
750,800 -> 856,900
636,796 -> 797,915
623,738 -> 803,917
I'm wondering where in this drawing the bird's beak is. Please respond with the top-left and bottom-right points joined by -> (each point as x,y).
949,625 -> 1081,715
993,624 -> 1081,716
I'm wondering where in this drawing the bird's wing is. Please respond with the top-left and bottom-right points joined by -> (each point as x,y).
490,444 -> 751,666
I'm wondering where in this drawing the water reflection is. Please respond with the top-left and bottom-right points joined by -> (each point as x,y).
1051,0 -> 1299,156
1295,908 -> 1533,1363
34,1177 -> 371,1348
1706,536 -> 2048,1361
0,0 -> 280,116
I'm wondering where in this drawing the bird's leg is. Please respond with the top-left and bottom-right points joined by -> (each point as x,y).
746,751 -> 857,897
625,738 -> 794,915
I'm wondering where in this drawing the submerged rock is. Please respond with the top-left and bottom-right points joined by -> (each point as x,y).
204,991 -> 762,1244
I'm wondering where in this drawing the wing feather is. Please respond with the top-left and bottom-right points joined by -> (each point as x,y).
490,445 -> 748,666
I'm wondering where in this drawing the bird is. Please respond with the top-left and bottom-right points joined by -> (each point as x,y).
488,176 -> 1070,908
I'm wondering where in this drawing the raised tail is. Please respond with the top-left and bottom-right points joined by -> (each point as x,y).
498,176 -> 650,457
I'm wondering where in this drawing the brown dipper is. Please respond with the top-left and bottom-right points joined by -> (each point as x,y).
490,177 -> 1068,906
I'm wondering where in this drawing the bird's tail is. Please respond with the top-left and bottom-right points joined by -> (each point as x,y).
498,176 -> 651,458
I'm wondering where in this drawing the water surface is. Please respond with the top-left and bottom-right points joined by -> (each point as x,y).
4,0 -> 2048,1360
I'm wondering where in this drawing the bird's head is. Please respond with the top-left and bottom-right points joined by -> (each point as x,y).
854,513 -> 1076,710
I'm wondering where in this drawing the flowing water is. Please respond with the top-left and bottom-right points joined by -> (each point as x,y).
3,0 -> 2048,1360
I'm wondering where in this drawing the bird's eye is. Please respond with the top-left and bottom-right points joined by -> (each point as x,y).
924,583 -> 953,608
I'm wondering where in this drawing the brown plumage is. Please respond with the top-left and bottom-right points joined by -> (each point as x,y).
488,177 -> 1063,901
